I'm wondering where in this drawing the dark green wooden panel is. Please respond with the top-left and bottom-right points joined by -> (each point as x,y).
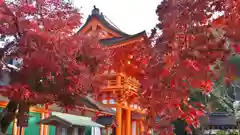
48,112 -> 56,135
85,127 -> 91,135
49,125 -> 56,135
24,112 -> 41,135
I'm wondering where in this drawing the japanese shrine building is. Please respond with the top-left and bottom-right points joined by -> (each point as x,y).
78,6 -> 147,135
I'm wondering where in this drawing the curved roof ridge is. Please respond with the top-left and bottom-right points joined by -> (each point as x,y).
77,6 -> 129,36
103,15 -> 122,31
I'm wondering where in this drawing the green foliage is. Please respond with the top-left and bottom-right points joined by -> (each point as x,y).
211,75 -> 235,113
216,130 -> 239,135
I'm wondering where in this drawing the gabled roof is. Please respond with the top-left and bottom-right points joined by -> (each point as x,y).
37,112 -> 104,128
77,6 -> 148,47
49,96 -> 115,115
78,6 -> 128,37
199,112 -> 237,129
207,112 -> 236,126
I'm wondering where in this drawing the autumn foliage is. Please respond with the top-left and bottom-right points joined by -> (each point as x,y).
0,0 -> 109,132
2,0 -> 240,134
0,0 -> 110,105
139,0 -> 240,134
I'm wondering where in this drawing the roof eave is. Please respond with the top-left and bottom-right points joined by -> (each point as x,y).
99,31 -> 147,47
37,116 -> 72,127
77,15 -> 129,37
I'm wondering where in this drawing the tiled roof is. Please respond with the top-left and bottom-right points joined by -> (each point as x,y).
199,112 -> 237,129
207,112 -> 236,126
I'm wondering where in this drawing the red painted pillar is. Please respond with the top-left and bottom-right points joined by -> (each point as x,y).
126,109 -> 131,135
116,105 -> 122,135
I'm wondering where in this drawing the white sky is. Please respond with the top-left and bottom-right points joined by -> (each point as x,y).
73,0 -> 161,35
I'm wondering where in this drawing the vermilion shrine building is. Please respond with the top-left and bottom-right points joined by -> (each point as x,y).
79,5 -> 147,134
0,6 -> 148,135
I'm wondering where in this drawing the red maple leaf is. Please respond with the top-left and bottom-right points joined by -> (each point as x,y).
0,0 -> 109,132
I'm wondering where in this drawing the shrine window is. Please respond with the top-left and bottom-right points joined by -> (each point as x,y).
111,108 -> 116,111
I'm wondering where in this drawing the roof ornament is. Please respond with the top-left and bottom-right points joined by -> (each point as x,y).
92,5 -> 100,15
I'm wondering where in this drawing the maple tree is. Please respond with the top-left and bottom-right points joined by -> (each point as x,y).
0,0 -> 109,133
137,0 -> 240,134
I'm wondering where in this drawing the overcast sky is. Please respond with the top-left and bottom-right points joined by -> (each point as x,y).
73,0 -> 160,35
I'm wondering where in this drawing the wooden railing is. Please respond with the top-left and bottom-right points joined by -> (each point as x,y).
101,73 -> 140,92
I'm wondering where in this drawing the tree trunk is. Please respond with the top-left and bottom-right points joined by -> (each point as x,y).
0,100 -> 18,133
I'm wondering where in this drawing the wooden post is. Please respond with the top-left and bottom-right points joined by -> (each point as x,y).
136,120 -> 139,135
67,127 -> 73,135
13,119 -> 17,135
116,75 -> 121,86
126,109 -> 131,135
78,127 -> 85,135
116,105 -> 122,135
40,113 -> 44,135
122,116 -> 125,135
56,126 -> 61,135
139,120 -> 144,135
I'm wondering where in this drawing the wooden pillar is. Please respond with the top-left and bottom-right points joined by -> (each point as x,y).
17,127 -> 24,135
56,126 -> 61,135
40,113 -> 45,135
136,120 -> 140,135
122,116 -> 125,135
116,105 -> 122,135
126,109 -> 131,135
43,112 -> 50,135
78,127 -> 85,135
67,127 -> 74,135
139,120 -> 144,135
13,119 -> 17,135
